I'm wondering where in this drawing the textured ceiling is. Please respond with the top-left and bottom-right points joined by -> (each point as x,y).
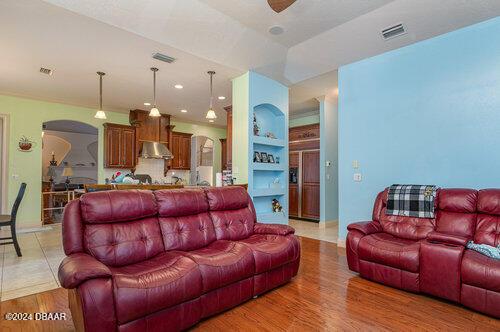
2,0 -> 500,120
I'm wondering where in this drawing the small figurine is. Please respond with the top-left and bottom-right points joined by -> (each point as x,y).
265,132 -> 276,139
272,199 -> 283,213
253,114 -> 260,136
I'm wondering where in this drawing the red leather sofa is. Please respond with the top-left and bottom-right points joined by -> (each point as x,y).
58,187 -> 300,331
346,188 -> 500,318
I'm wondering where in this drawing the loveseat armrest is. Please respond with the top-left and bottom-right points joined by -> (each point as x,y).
347,221 -> 382,235
254,223 -> 295,236
58,253 -> 112,289
426,231 -> 469,247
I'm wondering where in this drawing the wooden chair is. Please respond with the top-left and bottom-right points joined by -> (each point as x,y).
84,184 -> 114,193
0,183 -> 27,257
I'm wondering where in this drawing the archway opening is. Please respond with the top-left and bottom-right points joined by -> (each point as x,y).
41,120 -> 98,224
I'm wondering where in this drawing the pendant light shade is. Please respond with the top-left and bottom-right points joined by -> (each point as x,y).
206,71 -> 217,120
149,107 -> 160,117
206,109 -> 217,119
94,72 -> 107,119
149,67 -> 161,117
94,110 -> 107,119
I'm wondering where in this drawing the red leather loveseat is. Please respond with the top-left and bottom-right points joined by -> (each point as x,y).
346,188 -> 500,318
58,187 -> 300,331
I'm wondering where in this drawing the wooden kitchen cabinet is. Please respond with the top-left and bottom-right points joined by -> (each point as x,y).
289,151 -> 299,167
289,183 -> 299,218
103,123 -> 135,169
301,150 -> 320,219
170,131 -> 192,170
220,138 -> 227,170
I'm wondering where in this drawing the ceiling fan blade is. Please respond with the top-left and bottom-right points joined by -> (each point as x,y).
267,0 -> 296,13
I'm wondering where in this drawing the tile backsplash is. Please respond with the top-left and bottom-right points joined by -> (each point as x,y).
134,158 -> 190,184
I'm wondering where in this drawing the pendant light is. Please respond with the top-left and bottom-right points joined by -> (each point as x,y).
206,71 -> 217,120
149,67 -> 161,117
94,72 -> 107,119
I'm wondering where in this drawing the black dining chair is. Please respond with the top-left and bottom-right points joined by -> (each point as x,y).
0,182 -> 26,257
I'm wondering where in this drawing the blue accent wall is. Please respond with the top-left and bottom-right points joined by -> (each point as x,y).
338,17 -> 500,240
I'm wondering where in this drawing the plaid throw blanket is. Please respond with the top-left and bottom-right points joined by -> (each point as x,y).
386,184 -> 438,218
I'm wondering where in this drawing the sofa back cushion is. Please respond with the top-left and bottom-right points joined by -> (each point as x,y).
155,189 -> 216,251
80,190 -> 164,267
476,189 -> 500,246
435,189 -> 477,238
378,188 -> 435,240
80,190 -> 157,223
205,187 -> 256,241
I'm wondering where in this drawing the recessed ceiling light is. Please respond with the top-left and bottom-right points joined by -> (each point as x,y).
144,102 -> 151,106
209,119 -> 214,123
180,109 -> 187,113
174,84 -> 183,89
218,96 -> 226,100
269,25 -> 284,35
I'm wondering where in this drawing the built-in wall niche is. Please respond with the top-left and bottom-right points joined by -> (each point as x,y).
252,170 -> 285,196
253,144 -> 283,164
253,103 -> 285,141
252,196 -> 286,223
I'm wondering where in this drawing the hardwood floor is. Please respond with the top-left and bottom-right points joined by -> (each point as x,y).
2,237 -> 499,331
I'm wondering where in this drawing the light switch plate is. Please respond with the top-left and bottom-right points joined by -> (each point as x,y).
353,173 -> 362,182
352,160 -> 359,169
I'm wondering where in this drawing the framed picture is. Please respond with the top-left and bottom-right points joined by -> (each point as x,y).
268,154 -> 275,163
253,151 -> 262,163
260,152 -> 268,163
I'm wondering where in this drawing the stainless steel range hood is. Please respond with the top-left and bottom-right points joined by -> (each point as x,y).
140,141 -> 173,160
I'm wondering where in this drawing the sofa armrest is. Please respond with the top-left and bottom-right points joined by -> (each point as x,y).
426,231 -> 469,247
254,223 -> 295,236
58,253 -> 112,289
347,221 -> 382,235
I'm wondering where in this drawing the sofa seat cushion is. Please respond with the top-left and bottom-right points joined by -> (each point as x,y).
110,252 -> 202,324
239,234 -> 300,274
176,240 -> 254,293
462,250 -> 500,292
358,233 -> 420,273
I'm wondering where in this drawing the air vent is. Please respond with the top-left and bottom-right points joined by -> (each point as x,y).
381,23 -> 406,40
39,67 -> 53,75
152,53 -> 176,64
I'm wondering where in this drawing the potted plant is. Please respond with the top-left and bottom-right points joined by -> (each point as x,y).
18,136 -> 33,151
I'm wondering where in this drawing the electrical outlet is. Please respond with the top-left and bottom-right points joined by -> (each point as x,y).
353,173 -> 362,182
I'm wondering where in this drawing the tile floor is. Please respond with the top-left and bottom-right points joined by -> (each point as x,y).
289,219 -> 338,243
0,225 -> 64,301
0,219 -> 338,301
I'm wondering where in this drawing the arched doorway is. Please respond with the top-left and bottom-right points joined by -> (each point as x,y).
41,120 -> 98,224
190,136 -> 214,185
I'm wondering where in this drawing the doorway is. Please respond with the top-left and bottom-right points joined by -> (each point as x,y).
190,136 -> 214,186
41,120 -> 98,224
289,124 -> 320,222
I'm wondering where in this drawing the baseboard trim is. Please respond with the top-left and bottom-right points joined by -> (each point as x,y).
1,225 -> 55,233
337,239 -> 346,248
319,219 -> 338,229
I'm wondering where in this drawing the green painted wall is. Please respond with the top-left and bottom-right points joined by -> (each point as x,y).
289,113 -> 319,128
0,94 -> 225,228
231,72 -> 250,184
